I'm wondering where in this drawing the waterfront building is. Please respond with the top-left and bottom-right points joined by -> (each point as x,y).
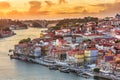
12,16 -> 120,74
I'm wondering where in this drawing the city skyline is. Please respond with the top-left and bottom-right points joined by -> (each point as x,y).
0,0 -> 120,20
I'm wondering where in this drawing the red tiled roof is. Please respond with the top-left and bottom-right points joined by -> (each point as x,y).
96,28 -> 105,30
88,48 -> 98,50
16,43 -> 28,47
86,34 -> 103,36
117,54 -> 120,57
99,50 -> 104,52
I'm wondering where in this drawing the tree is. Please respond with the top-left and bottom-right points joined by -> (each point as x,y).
49,26 -> 61,30
115,40 -> 120,43
19,38 -> 31,44
93,68 -> 100,73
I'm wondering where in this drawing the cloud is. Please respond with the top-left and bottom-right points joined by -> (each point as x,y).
65,1 -> 120,16
5,0 -> 51,18
0,2 -> 11,10
91,2 -> 120,14
45,1 -> 55,7
7,10 -> 23,16
6,10 -> 25,18
38,11 -> 51,15
56,12 -> 78,14
115,0 -> 120,2
59,0 -> 67,4
56,5 -> 100,15
3,0 -> 120,19
28,1 -> 52,15
0,11 -> 4,16
29,1 -> 42,13
56,10 -> 96,15
6,10 -> 50,18
55,6 -> 83,14
73,6 -> 84,10
81,9 -> 98,14
5,10 -> 51,19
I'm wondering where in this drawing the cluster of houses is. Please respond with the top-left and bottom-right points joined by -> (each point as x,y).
14,38 -> 50,59
0,19 -> 28,38
0,30 -> 15,38
13,14 -> 120,72
0,19 -> 28,30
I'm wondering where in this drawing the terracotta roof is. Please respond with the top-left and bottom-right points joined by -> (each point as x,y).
88,48 -> 98,50
96,28 -> 105,30
16,43 -> 28,47
99,50 -> 104,52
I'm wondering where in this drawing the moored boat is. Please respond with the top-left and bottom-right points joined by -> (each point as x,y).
78,73 -> 90,78
59,67 -> 70,73
49,65 -> 58,70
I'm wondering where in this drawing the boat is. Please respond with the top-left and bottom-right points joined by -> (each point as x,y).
9,54 -> 18,59
49,65 -> 58,70
69,67 -> 81,73
59,67 -> 70,73
10,55 -> 14,59
83,71 -> 94,77
78,73 -> 90,78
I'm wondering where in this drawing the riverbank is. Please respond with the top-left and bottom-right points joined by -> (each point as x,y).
9,54 -> 120,80
0,31 -> 16,38
0,28 -> 90,80
9,55 -> 92,79
10,25 -> 120,80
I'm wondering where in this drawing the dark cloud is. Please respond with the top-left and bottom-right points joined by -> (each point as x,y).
45,1 -> 54,7
29,1 -> 42,13
59,0 -> 67,4
0,2 -> 11,9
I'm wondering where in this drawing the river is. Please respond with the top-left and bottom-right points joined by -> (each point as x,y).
0,28 -> 93,80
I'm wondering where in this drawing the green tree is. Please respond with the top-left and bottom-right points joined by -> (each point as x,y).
115,40 -> 120,43
93,68 -> 100,73
19,38 -> 31,44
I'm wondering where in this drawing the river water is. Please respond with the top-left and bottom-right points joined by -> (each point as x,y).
0,28 -> 93,80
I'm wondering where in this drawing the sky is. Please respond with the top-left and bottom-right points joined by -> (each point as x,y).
0,0 -> 120,20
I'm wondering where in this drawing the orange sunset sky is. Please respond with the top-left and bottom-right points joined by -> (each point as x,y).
0,0 -> 120,20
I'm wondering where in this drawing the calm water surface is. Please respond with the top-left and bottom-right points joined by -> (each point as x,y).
0,28 -> 93,80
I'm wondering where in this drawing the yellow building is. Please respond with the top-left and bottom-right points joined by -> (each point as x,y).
40,33 -> 45,38
75,54 -> 84,59
84,50 -> 91,57
75,58 -> 84,63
